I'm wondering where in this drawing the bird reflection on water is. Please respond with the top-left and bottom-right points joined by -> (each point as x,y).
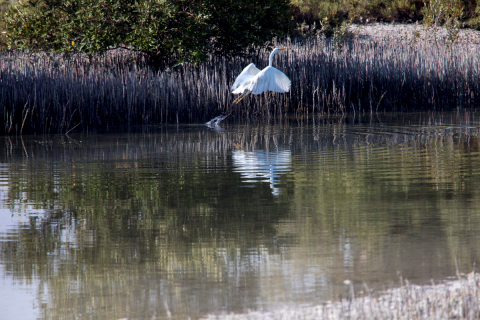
232,149 -> 292,196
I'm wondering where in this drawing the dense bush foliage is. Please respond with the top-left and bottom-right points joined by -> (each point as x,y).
0,0 -> 12,47
4,0 -> 293,66
2,0 -> 480,61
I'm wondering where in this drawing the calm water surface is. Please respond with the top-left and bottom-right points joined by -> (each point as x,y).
1,112 -> 480,319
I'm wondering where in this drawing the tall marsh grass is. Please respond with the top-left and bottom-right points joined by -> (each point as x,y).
0,35 -> 479,134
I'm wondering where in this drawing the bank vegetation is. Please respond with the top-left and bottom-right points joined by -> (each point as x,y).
0,0 -> 479,134
0,31 -> 479,134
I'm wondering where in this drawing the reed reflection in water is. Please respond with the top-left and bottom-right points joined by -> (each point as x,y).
0,112 -> 479,320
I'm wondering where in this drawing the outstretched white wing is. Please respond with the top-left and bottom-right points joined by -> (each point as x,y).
247,66 -> 291,94
231,63 -> 261,94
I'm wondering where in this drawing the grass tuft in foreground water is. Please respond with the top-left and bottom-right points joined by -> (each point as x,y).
203,273 -> 480,320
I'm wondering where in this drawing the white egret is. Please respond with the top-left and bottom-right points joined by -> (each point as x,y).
231,48 -> 291,104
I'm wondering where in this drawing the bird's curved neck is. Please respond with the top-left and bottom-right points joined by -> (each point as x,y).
269,50 -> 277,67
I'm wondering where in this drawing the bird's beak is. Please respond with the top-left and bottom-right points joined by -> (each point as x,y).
279,48 -> 286,50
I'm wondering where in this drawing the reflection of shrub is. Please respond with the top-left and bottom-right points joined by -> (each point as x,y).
4,0 -> 293,66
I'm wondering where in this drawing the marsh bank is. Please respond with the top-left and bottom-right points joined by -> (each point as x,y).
1,23 -> 479,134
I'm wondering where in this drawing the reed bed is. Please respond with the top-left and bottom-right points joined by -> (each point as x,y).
0,31 -> 479,134
203,273 -> 480,320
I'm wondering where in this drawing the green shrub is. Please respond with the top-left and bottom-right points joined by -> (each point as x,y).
290,0 -> 478,34
0,0 -> 13,49
422,0 -> 464,46
4,0 -> 293,66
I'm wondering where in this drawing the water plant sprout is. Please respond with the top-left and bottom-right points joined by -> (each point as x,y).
231,48 -> 292,104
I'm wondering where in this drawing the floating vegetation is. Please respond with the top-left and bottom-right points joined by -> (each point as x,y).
0,34 -> 479,134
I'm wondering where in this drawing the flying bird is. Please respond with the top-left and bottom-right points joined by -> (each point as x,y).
231,48 -> 291,104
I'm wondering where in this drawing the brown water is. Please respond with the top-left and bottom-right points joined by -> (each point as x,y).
1,112 -> 480,320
